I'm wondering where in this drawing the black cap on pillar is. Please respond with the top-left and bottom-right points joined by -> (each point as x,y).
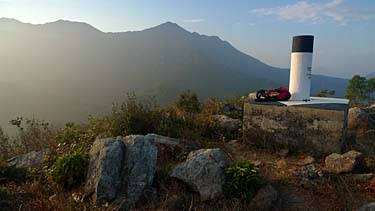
292,35 -> 314,53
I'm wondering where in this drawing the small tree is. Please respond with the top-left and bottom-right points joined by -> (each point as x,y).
367,77 -> 375,103
316,89 -> 335,97
175,90 -> 200,112
345,75 -> 367,103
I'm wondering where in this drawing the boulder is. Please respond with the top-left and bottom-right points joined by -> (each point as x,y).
325,150 -> 364,174
212,115 -> 241,131
121,135 -> 157,208
170,148 -> 229,200
6,149 -> 50,169
84,135 -> 157,209
84,138 -> 126,205
249,185 -> 281,211
357,202 -> 375,211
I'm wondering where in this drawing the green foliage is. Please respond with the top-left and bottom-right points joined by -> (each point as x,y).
225,160 -> 261,201
175,90 -> 200,113
9,117 -> 55,155
315,89 -> 335,97
367,77 -> 375,102
48,149 -> 88,189
345,75 -> 367,103
109,93 -> 161,136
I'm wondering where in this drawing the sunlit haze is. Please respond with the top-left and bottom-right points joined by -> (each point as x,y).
1,0 -> 374,78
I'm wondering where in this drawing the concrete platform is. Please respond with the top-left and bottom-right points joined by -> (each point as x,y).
243,97 -> 349,156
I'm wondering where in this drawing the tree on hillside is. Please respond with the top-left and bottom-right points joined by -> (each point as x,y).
176,90 -> 200,112
367,77 -> 375,103
315,89 -> 335,97
345,75 -> 367,103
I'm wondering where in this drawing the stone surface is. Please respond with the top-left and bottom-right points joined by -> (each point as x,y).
325,150 -> 364,174
357,202 -> 375,211
349,107 -> 375,133
243,102 -> 347,155
84,135 -> 157,209
6,149 -> 50,169
170,148 -> 229,200
121,135 -> 158,208
249,185 -> 281,211
84,137 -> 126,205
212,115 -> 241,131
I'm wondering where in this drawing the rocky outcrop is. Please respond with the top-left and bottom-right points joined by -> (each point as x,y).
84,135 -> 157,209
325,150 -> 364,174
6,149 -> 50,169
121,135 -> 158,208
212,115 -> 241,131
170,148 -> 229,200
84,138 -> 126,205
249,185 -> 281,211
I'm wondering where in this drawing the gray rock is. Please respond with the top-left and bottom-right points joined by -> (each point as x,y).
249,185 -> 281,211
6,149 -> 50,169
170,148 -> 229,200
357,202 -> 375,211
212,115 -> 242,131
121,135 -> 157,208
325,150 -> 364,174
84,135 -> 157,209
84,137 -> 126,205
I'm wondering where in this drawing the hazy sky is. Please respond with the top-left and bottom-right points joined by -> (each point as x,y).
1,0 -> 374,78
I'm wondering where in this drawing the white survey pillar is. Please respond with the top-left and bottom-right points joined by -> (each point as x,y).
289,35 -> 314,101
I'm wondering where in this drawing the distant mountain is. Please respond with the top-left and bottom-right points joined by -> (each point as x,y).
0,18 -> 349,127
367,72 -> 375,79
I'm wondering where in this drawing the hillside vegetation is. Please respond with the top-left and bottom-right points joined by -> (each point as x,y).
1,92 -> 375,210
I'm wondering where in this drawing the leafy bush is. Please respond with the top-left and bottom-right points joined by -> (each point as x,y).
225,160 -> 261,201
109,94 -> 161,136
48,149 -> 88,189
175,90 -> 200,112
9,117 -> 56,155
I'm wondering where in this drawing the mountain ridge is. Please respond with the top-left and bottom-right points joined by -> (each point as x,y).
0,18 -> 349,129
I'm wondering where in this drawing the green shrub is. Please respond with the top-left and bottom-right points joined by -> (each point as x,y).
175,90 -> 200,112
9,117 -> 56,155
225,160 -> 261,201
48,149 -> 88,189
109,94 -> 161,136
